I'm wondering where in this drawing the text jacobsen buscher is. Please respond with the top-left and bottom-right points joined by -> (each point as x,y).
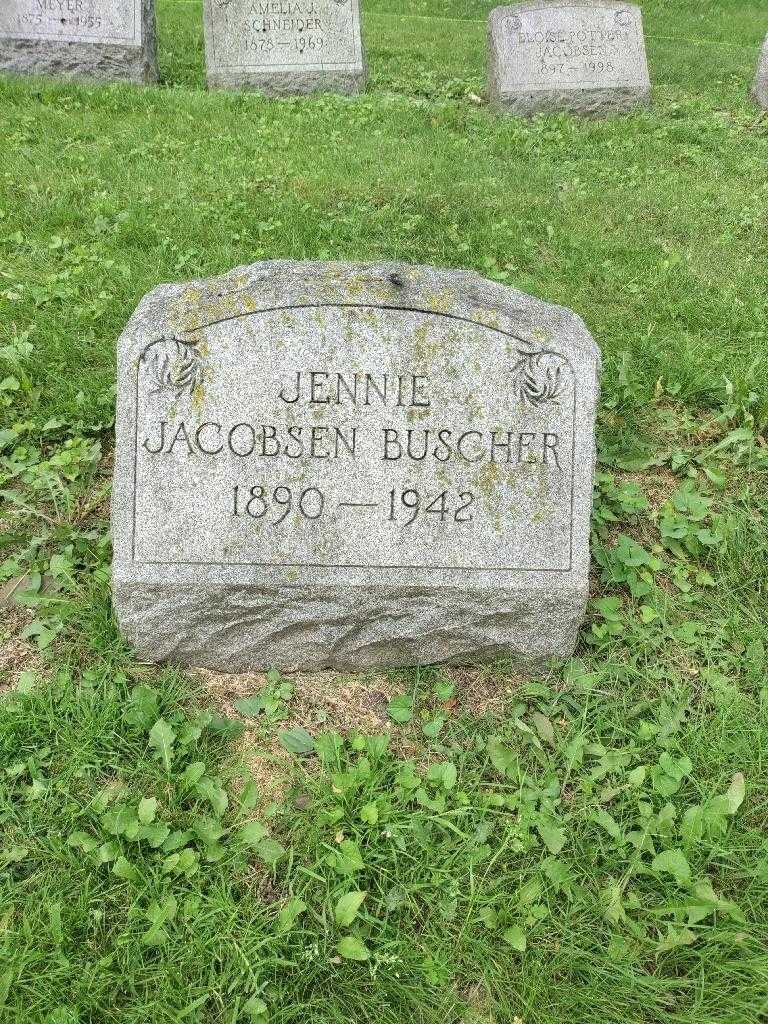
140,370 -> 565,469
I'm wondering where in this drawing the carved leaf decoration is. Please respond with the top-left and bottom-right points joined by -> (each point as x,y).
143,338 -> 203,399
511,350 -> 567,408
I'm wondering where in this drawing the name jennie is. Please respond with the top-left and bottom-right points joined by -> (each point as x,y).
277,371 -> 431,408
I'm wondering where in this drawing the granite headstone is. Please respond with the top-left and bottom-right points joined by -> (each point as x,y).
753,34 -> 768,109
0,0 -> 158,83
112,261 -> 600,672
203,0 -> 366,95
488,1 -> 650,115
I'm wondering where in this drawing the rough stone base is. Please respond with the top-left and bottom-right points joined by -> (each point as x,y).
113,580 -> 587,673
489,86 -> 651,116
0,39 -> 158,83
205,67 -> 367,96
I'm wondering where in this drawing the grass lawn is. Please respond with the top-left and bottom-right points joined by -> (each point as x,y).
1,1 -> 768,1021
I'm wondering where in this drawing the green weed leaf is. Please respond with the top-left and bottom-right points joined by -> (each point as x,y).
97,841 -> 119,864
277,897 -> 307,932
0,969 -> 11,1008
181,761 -> 206,787
237,821 -> 268,846
279,728 -> 315,755
360,801 -> 379,824
502,925 -> 526,952
337,935 -> 370,961
428,762 -> 457,791
537,819 -> 566,855
124,685 -> 160,729
238,779 -> 259,812
315,731 -> 344,763
196,777 -> 229,816
163,830 -> 193,853
235,695 -> 268,717
387,693 -> 413,724
422,715 -> 445,739
243,995 -> 268,1022
193,818 -> 225,848
335,890 -> 367,927
138,797 -> 157,825
724,772 -> 745,814
142,894 -> 177,946
531,712 -> 555,746
591,808 -> 623,841
48,903 -> 63,945
652,848 -> 692,885
488,737 -> 516,776
67,830 -> 98,853
656,924 -> 696,953
112,856 -> 139,882
257,837 -> 286,866
148,718 -> 176,772
627,765 -> 646,788
101,805 -> 136,836
163,847 -> 199,877
139,823 -> 170,848
330,839 -> 364,875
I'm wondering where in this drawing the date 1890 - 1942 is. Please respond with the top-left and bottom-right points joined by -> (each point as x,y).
232,484 -> 476,526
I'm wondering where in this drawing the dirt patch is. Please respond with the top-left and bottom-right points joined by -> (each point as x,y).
199,664 -> 524,800
199,668 -> 402,807
618,465 -> 680,518
593,465 -> 681,560
436,664 -> 528,719
0,604 -> 45,694
199,668 -> 399,734
458,979 -> 508,1023
201,664 -> 523,735
234,735 -> 293,811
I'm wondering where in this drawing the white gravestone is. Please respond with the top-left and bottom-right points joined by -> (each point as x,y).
111,261 -> 600,672
753,34 -> 768,109
488,1 -> 651,115
203,0 -> 366,95
0,0 -> 158,83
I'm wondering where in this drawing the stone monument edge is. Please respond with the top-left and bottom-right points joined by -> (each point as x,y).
201,0 -> 367,95
111,259 -> 601,582
489,0 -> 645,22
487,1 -> 651,115
111,260 -> 600,672
0,0 -> 159,84
112,259 -> 603,370
752,34 -> 768,108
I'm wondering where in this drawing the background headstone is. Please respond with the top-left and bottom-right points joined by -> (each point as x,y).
203,0 -> 366,95
753,34 -> 768,109
488,1 -> 651,115
0,0 -> 157,83
112,261 -> 600,673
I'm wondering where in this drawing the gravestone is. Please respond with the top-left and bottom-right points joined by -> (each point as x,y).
203,0 -> 366,95
0,0 -> 157,83
753,34 -> 768,109
488,1 -> 650,115
112,261 -> 600,672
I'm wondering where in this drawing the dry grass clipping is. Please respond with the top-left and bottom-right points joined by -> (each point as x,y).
199,668 -> 402,807
0,604 -> 44,694
199,662 -> 526,804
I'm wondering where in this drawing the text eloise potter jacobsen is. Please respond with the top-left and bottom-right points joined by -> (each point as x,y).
141,370 -> 564,469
